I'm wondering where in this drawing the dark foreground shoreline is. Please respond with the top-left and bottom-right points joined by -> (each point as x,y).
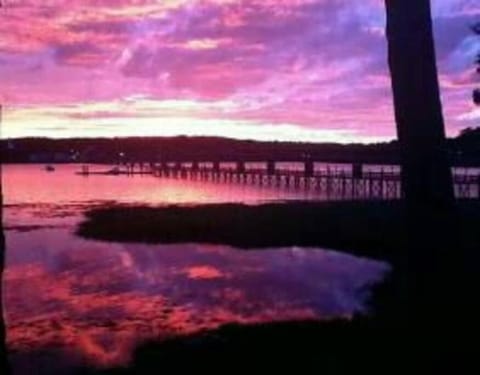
72,200 -> 480,374
94,320 -> 472,374
12,318 -> 469,375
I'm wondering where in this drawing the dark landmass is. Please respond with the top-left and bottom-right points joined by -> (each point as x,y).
2,126 -> 480,165
13,315 -> 470,374
88,320 -> 430,374
1,135 -> 401,164
72,200 -> 480,374
43,318 -> 469,375
77,200 -> 480,263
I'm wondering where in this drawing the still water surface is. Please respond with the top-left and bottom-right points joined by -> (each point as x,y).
2,164 -> 389,373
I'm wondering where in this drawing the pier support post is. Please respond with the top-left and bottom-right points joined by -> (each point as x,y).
352,163 -> 363,179
236,161 -> 246,174
478,174 -> 480,200
212,162 -> 220,181
267,161 -> 276,176
163,162 -> 170,178
304,160 -> 314,178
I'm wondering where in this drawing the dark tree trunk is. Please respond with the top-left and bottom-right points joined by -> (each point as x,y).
0,176 -> 7,374
385,0 -> 454,211
0,105 -> 9,373
474,23 -> 480,105
384,0 -> 469,352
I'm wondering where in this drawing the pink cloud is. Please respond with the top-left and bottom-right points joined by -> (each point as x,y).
0,0 -> 478,141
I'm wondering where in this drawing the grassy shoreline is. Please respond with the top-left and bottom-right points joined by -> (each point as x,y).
77,201 -> 405,262
77,200 -> 480,263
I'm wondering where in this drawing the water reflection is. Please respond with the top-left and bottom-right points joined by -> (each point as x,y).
5,228 -> 388,369
2,164 -> 325,208
2,165 -> 390,372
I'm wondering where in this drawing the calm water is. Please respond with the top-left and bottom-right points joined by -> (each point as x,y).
2,164 -> 390,373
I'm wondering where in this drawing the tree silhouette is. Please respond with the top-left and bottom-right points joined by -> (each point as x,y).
384,0 -> 458,328
0,105 -> 8,373
0,169 -> 7,375
473,23 -> 480,106
385,0 -> 454,210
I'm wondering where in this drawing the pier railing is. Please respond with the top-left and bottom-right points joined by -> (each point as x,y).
80,161 -> 480,201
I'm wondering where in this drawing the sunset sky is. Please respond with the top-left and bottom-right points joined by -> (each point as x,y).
0,0 -> 478,143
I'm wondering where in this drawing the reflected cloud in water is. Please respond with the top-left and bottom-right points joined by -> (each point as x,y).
2,165 -> 390,371
5,228 -> 389,368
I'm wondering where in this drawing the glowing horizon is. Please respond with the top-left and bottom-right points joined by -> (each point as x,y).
0,1 -> 479,143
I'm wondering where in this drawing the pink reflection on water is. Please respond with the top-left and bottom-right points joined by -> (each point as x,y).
2,164 -> 324,208
2,164 -> 390,372
5,228 -> 389,369
182,265 -> 228,280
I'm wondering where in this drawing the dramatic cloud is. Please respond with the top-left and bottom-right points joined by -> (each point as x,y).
0,0 -> 479,142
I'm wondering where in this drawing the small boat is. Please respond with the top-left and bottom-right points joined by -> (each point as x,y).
106,166 -> 120,175
45,165 -> 55,172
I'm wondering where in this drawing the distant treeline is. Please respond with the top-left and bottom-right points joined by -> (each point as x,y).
1,127 -> 480,165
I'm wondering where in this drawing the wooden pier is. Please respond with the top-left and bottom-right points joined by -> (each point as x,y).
82,160 -> 480,201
